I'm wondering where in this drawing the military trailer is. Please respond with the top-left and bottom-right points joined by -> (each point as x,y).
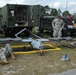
1,4 -> 42,37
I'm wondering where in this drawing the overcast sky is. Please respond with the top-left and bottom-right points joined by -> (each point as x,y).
0,0 -> 76,14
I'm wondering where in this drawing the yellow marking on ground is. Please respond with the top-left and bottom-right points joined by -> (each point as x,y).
12,45 -> 31,48
13,44 -> 61,54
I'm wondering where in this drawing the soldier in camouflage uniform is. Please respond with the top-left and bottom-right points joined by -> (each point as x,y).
52,16 -> 64,37
0,44 -> 16,65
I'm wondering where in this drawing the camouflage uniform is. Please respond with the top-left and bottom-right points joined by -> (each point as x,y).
52,18 -> 64,37
0,44 -> 13,62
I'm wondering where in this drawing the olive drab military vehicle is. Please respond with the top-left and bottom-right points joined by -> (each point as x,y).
0,4 -> 42,37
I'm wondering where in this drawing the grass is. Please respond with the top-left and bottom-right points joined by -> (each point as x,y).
0,31 -> 76,75
0,46 -> 76,75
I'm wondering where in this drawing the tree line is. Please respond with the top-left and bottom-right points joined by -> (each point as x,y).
40,5 -> 74,18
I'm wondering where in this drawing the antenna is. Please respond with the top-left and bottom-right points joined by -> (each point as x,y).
66,0 -> 68,11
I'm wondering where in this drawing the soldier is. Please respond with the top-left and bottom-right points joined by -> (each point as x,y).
0,44 -> 16,65
52,16 -> 64,37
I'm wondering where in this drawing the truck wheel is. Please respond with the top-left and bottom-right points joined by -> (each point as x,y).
50,30 -> 53,37
62,28 -> 68,37
39,28 -> 43,33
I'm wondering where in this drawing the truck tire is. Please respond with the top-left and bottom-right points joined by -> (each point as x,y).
62,28 -> 68,37
39,27 -> 43,33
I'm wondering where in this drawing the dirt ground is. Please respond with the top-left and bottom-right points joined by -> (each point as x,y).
0,41 -> 76,75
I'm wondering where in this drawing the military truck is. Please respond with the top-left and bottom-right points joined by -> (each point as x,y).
1,4 -> 42,37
